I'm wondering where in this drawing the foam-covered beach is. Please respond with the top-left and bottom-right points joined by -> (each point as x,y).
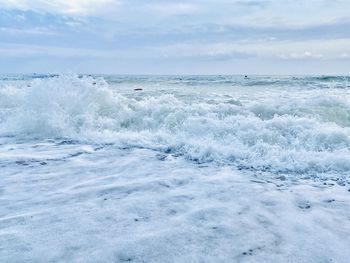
1,75 -> 350,262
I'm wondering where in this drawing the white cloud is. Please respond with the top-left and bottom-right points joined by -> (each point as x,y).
0,27 -> 55,35
0,42 -> 146,59
0,43 -> 111,58
0,0 -> 120,15
151,38 -> 350,61
1,0 -> 350,74
149,3 -> 198,16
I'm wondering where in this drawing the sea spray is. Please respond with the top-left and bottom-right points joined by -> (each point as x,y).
0,74 -> 349,174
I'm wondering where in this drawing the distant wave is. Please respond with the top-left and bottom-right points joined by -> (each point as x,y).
1,74 -> 349,89
0,74 -> 349,175
306,76 -> 350,82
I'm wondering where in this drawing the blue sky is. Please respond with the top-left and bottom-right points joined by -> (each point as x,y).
0,0 -> 349,74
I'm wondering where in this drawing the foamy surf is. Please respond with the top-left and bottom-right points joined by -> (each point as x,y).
0,74 -> 349,175
1,74 -> 350,263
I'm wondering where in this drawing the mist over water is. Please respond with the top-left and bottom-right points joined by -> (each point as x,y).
0,74 -> 349,176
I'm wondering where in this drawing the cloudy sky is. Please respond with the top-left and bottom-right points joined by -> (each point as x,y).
0,0 -> 349,74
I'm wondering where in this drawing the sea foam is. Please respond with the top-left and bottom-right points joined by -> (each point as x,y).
0,74 -> 349,175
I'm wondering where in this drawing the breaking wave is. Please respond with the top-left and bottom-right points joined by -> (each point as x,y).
0,74 -> 349,175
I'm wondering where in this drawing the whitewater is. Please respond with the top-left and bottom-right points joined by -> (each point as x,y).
1,74 -> 350,262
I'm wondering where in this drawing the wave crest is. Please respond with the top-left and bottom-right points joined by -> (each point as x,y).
0,74 -> 349,174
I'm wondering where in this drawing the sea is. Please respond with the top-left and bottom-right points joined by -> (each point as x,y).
1,74 -> 350,262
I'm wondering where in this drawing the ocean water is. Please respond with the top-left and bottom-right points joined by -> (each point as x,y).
1,74 -> 349,175
1,74 -> 350,262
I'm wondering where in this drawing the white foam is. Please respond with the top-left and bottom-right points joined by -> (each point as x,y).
1,75 -> 350,262
1,146 -> 350,262
0,74 -> 349,174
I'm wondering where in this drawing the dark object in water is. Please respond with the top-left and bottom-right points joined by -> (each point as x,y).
244,75 -> 248,78
134,88 -> 143,91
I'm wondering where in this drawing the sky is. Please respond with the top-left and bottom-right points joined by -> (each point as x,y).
0,0 -> 350,74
